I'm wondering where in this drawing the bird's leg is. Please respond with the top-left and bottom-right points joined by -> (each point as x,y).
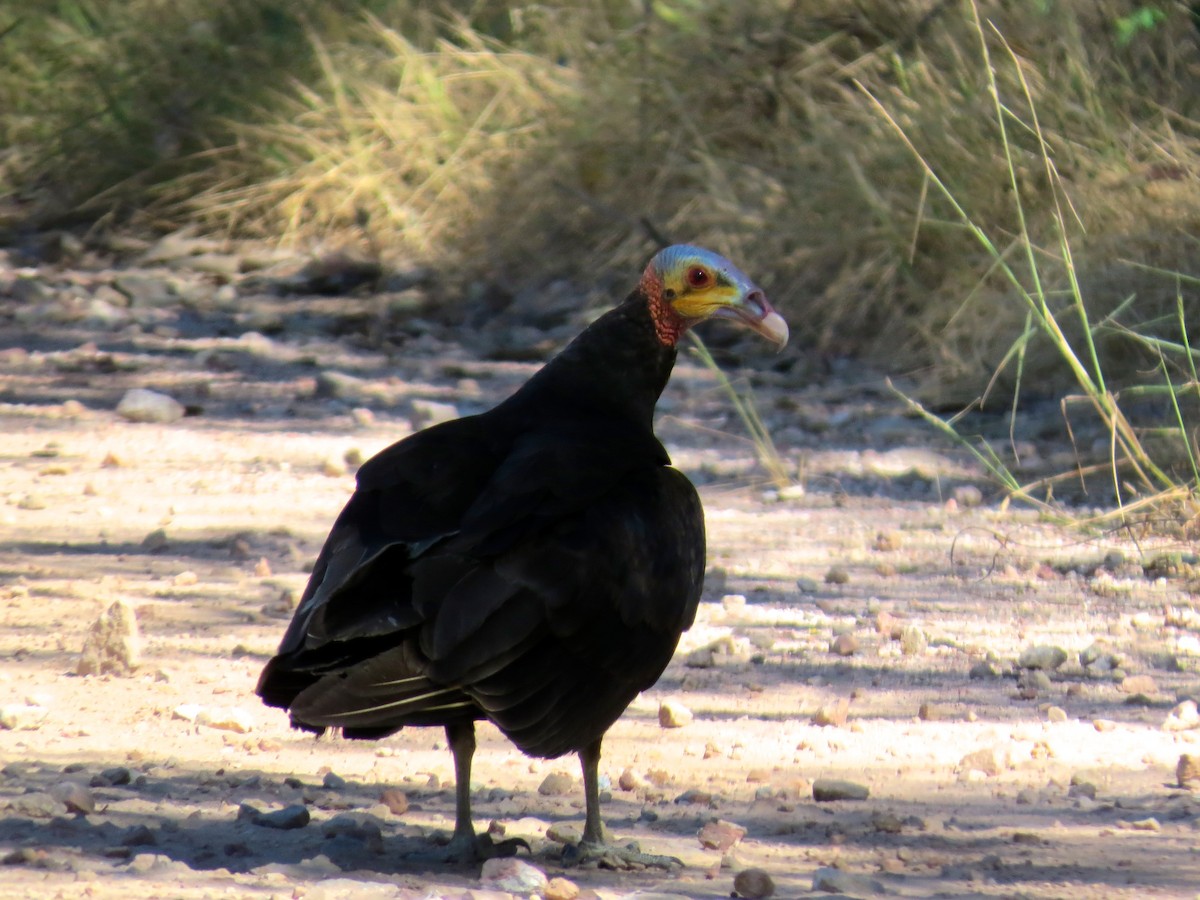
442,721 -> 529,863
566,738 -> 682,870
444,721 -> 479,860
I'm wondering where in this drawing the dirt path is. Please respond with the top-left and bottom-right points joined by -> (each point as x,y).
1,242 -> 1199,898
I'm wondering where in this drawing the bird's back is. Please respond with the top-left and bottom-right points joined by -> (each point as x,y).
256,297 -> 705,758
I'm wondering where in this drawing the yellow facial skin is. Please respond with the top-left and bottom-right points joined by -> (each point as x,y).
658,252 -> 789,348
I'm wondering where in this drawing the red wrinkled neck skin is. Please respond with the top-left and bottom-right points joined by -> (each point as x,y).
640,267 -> 686,347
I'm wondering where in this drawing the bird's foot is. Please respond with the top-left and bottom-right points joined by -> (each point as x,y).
440,831 -> 531,864
561,839 -> 683,870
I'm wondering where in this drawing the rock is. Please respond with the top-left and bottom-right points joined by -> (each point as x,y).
379,788 -> 408,815
811,866 -> 884,894
116,388 -> 186,424
812,779 -> 869,802
77,599 -> 141,676
114,273 -> 174,307
545,823 -> 581,845
958,747 -> 1004,777
1163,700 -> 1200,732
10,792 -> 62,818
811,698 -> 850,727
1018,645 -> 1067,671
121,824 -> 157,847
829,633 -> 859,656
544,876 -> 580,900
0,703 -> 49,731
918,702 -> 953,721
733,867 -> 775,899
659,699 -> 693,728
479,857 -> 548,894
241,802 -> 310,830
305,878 -> 406,900
194,707 -> 254,734
1119,674 -> 1157,695
1093,718 -> 1117,732
899,624 -> 927,656
618,768 -> 649,791
1046,706 -> 1068,723
538,772 -> 575,796
50,781 -> 96,815
697,819 -> 746,851
97,766 -> 132,786
1068,776 -> 1097,800
796,576 -> 820,594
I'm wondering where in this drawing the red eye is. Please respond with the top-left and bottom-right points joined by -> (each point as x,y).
686,266 -> 711,288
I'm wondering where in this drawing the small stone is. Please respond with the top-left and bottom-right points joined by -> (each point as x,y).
77,599 -> 141,676
544,876 -> 580,900
1120,674 -> 1158,695
795,576 -> 820,594
322,771 -> 347,790
1068,777 -> 1097,800
697,818 -> 746,851
618,768 -> 648,791
115,388 -> 186,424
1163,700 -> 1200,732
812,778 -> 869,802
121,824 -> 157,846
1093,718 -> 1117,732
195,707 -> 254,734
253,557 -> 273,577
545,823 -> 581,844
959,747 -> 1004,777
243,803 -> 310,830
98,766 -> 132,786
918,702 -> 952,721
1177,754 -> 1200,790
16,494 -> 46,510
812,867 -> 884,895
811,698 -> 850,727
538,772 -> 575,796
379,788 -> 408,815
899,624 -> 927,656
1019,645 -> 1068,671
659,699 -> 693,728
50,781 -> 95,815
675,788 -> 714,806
733,867 -> 775,899
11,792 -> 62,818
824,567 -> 850,585
142,528 -> 169,552
479,857 -> 548,894
173,570 -> 198,587
829,633 -> 859,656
1046,706 -> 1068,723
0,703 -> 49,731
1129,817 -> 1161,832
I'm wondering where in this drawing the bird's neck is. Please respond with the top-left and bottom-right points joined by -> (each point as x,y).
510,293 -> 678,428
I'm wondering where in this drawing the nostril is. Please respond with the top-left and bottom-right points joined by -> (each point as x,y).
744,289 -> 767,315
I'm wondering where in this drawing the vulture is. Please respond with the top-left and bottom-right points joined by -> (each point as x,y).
256,245 -> 788,866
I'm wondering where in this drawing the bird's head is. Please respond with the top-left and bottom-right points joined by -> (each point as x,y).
640,245 -> 789,349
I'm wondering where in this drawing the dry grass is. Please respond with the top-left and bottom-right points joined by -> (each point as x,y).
2,1 -> 1200,505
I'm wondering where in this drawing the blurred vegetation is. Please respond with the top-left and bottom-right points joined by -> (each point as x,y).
1,1 -> 1198,413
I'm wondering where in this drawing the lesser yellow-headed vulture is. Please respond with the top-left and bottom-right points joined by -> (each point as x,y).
256,245 -> 788,866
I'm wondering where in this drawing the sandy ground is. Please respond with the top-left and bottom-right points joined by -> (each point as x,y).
2,245 -> 1200,899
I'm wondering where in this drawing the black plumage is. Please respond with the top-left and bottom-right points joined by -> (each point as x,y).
256,244 -> 787,865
